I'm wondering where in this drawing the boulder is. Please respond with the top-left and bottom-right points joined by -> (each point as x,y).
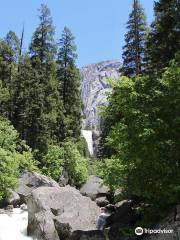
59,170 -> 69,187
27,185 -> 101,240
106,200 -> 136,240
15,171 -> 59,203
95,197 -> 109,207
107,200 -> 134,226
80,176 -> 110,201
6,190 -> 20,207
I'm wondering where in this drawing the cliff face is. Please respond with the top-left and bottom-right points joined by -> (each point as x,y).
81,60 -> 121,130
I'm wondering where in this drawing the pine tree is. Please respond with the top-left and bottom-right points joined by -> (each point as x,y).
122,0 -> 148,77
27,4 -> 61,153
0,32 -> 19,120
29,4 -> 56,63
57,27 -> 82,141
146,0 -> 180,74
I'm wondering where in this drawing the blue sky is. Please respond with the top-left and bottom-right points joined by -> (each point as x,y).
0,0 -> 154,67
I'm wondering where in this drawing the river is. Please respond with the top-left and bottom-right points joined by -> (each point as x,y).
0,208 -> 33,240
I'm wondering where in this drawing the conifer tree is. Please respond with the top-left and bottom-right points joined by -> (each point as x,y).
29,4 -> 56,63
122,0 -> 148,77
0,32 -> 19,120
146,0 -> 180,74
57,27 -> 82,141
27,4 -> 61,153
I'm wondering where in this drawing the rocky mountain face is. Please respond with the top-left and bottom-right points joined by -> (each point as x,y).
81,60 -> 121,130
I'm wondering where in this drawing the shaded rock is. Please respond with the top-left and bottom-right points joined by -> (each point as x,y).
104,204 -> 116,213
80,176 -> 110,201
70,230 -> 105,240
107,200 -> 134,226
6,190 -> 20,207
27,186 -> 101,240
5,205 -> 13,212
19,170 -> 59,188
106,200 -> 135,240
15,171 -> 59,203
95,197 -> 109,207
27,210 -> 59,240
15,183 -> 32,203
59,170 -> 69,187
54,219 -> 72,240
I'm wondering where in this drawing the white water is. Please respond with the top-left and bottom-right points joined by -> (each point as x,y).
81,130 -> 94,156
0,208 -> 33,240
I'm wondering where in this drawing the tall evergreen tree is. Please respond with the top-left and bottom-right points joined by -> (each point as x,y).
122,0 -> 148,77
0,32 -> 19,120
57,27 -> 82,141
29,4 -> 56,63
146,0 -> 180,74
27,4 -> 61,153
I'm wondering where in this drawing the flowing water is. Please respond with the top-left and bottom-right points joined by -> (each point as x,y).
0,208 -> 33,240
81,130 -> 94,156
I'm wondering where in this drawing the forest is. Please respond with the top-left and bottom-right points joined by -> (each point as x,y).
0,0 -> 180,235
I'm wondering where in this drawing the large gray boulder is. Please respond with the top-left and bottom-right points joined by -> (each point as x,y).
27,185 -> 101,240
15,171 -> 59,203
80,176 -> 110,203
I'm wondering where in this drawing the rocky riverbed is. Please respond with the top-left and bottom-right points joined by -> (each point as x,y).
0,171 -> 179,240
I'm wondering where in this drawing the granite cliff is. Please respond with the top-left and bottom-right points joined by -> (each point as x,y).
81,60 -> 121,130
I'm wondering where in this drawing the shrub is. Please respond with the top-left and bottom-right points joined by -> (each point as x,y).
63,141 -> 88,186
0,148 -> 19,200
0,117 -> 38,202
42,145 -> 64,181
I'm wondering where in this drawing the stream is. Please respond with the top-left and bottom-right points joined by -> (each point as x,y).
0,208 -> 33,240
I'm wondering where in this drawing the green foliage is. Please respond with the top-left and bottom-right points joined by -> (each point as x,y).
102,56 -> 180,207
63,142 -> 88,186
16,151 -> 39,172
0,116 -> 20,153
95,158 -> 125,191
26,4 -> 61,153
0,117 -> 38,202
76,136 -> 90,158
122,0 -> 148,76
146,0 -> 180,74
42,145 -> 64,182
41,141 -> 89,185
0,147 -> 19,201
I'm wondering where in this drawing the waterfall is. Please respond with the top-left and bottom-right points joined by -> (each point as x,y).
0,208 -> 33,240
81,130 -> 94,156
